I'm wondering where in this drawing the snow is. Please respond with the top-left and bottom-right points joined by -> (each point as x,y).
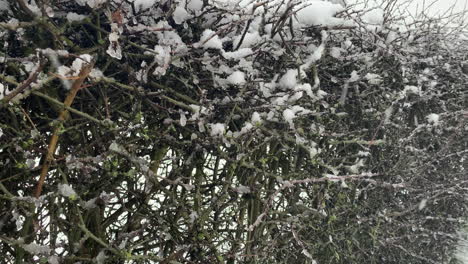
173,4 -> 190,24
75,0 -> 106,8
95,250 -> 107,264
362,8 -> 384,25
283,109 -> 296,128
21,243 -> 51,255
180,112 -> 187,127
89,68 -> 104,80
66,12 -> 87,22
71,54 -> 92,73
233,31 -> 261,48
303,33 -> 327,66
347,159 -> 365,173
357,151 -> 370,157
403,85 -> 421,95
48,256 -> 59,264
187,0 -> 203,13
133,0 -> 157,12
233,185 -> 251,194
189,211 -> 198,223
349,70 -> 360,82
251,112 -> 262,125
58,184 -> 77,199
426,113 -> 440,126
295,1 -> 350,27
279,69 -> 298,89
418,199 -> 428,210
108,32 -> 119,42
84,198 -> 98,209
330,47 -> 342,58
153,45 -> 171,76
365,73 -> 382,85
239,122 -> 253,135
210,123 -> 225,137
226,71 -> 246,85
0,83 -> 5,100
456,234 -> 468,264
107,34 -> 123,60
222,48 -> 253,60
197,29 -> 223,50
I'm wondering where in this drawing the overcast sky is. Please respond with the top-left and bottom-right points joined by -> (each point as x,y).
405,0 -> 468,17
345,0 -> 468,19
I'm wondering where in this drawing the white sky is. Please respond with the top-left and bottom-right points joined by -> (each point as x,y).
346,0 -> 468,19
405,0 -> 468,17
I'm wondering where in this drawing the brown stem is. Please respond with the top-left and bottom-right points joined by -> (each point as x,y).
33,61 -> 94,198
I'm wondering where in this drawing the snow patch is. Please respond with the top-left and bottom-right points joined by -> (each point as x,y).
233,31 -> 261,48
21,243 -> 50,255
66,12 -> 87,22
362,8 -> 384,25
197,29 -> 223,50
173,4 -> 190,24
226,71 -> 246,85
295,1 -> 350,27
426,113 -> 440,126
279,69 -> 298,89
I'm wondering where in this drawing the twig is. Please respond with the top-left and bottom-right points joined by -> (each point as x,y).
248,173 -> 381,231
32,91 -> 110,126
1,60 -> 45,105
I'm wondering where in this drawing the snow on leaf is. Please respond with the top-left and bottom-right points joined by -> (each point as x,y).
21,243 -> 51,255
106,25 -> 123,60
233,185 -> 251,194
251,112 -> 262,125
58,183 -> 77,199
84,198 -> 98,209
180,112 -> 187,127
89,68 -> 104,80
95,250 -> 107,264
71,54 -> 92,73
189,211 -> 198,223
153,45 -> 171,76
66,12 -> 87,22
48,256 -> 59,264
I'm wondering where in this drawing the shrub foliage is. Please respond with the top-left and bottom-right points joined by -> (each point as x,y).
0,0 -> 466,263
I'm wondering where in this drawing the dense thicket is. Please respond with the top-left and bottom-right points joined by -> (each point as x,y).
0,0 -> 466,263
